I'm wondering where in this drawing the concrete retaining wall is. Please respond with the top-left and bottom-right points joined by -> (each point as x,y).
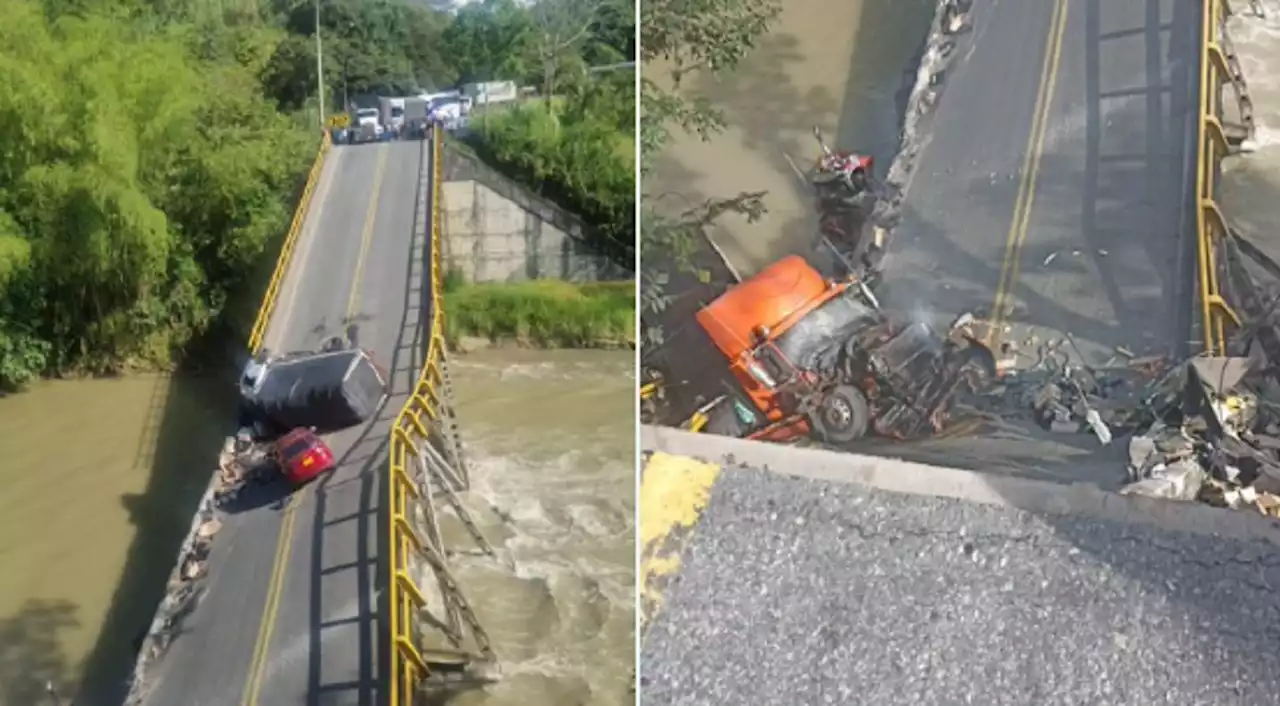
440,144 -> 632,283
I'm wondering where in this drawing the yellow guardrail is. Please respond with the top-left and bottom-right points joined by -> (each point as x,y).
387,127 -> 449,705
247,131 -> 333,354
1196,0 -> 1242,356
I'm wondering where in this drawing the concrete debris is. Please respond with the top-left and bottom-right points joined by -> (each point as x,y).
125,432 -> 279,706
987,349 -> 1280,516
213,440 -> 274,508
197,518 -> 222,539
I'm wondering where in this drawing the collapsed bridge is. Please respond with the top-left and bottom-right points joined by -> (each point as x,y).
641,2 -> 1280,701
647,0 -> 1259,488
126,127 -> 499,706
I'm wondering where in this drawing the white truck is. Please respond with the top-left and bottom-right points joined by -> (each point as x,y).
378,97 -> 407,134
461,80 -> 518,107
349,106 -> 383,144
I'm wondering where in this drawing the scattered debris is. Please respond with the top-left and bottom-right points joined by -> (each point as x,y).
964,338 -> 1280,518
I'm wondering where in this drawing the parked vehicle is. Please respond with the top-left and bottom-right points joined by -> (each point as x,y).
349,107 -> 383,144
379,96 -> 406,134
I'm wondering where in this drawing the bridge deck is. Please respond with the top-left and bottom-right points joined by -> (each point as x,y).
862,0 -> 1201,486
140,139 -> 432,706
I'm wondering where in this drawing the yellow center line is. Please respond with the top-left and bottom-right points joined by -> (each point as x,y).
240,495 -> 300,706
989,0 -> 1070,345
347,146 -> 390,321
239,143 -> 391,706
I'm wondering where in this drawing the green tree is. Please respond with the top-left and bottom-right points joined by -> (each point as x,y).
0,0 -> 312,386
639,0 -> 780,347
442,0 -> 533,84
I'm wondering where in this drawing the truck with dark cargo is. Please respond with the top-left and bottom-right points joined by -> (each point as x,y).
238,346 -> 389,439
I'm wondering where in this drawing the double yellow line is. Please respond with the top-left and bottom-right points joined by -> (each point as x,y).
239,494 -> 301,706
239,143 -> 390,706
989,0 -> 1070,342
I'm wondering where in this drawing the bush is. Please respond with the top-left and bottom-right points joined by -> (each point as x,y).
444,279 -> 635,348
466,99 -> 635,267
0,2 -> 313,388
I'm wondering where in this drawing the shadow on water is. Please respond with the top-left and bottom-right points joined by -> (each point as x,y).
0,599 -> 79,706
69,374 -> 235,706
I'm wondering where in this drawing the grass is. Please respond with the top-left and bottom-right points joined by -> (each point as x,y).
443,277 -> 635,349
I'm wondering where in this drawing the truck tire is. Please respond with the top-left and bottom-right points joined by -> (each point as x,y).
810,384 -> 870,444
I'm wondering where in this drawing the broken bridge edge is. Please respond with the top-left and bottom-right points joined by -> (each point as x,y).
639,425 -> 1280,546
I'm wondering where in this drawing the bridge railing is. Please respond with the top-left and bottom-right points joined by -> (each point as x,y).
386,126 -> 494,706
248,131 -> 332,354
1196,0 -> 1249,355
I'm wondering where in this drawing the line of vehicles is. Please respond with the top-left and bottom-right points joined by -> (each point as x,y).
330,81 -> 521,145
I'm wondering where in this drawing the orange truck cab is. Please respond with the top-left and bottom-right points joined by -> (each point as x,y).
693,255 -> 992,444
695,255 -> 871,441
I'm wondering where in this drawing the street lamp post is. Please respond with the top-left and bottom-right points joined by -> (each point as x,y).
315,0 -> 325,127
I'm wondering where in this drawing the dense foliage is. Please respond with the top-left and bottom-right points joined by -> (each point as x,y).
458,0 -> 636,265
466,76 -> 635,264
0,0 -> 635,391
443,277 -> 634,348
639,0 -> 780,349
0,0 -> 314,389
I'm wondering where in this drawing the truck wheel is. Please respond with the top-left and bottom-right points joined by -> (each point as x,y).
811,385 -> 870,444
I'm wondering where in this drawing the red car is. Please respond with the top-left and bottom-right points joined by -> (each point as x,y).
274,427 -> 336,484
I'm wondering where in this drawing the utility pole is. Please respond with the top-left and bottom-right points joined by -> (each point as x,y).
315,0 -> 325,127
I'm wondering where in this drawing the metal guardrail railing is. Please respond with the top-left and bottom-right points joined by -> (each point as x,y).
1196,0 -> 1254,355
248,131 -> 332,354
387,126 -> 495,706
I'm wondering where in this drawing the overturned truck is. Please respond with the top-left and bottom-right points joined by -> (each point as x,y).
693,255 -> 995,445
238,346 -> 389,439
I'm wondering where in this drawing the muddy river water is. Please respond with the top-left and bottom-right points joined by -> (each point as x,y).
0,348 -> 633,706
440,349 -> 635,706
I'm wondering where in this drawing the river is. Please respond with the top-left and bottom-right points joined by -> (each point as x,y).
0,374 -> 230,706
0,348 -> 634,706
649,0 -> 938,276
443,349 -> 635,706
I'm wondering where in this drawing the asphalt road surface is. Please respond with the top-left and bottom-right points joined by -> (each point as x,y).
848,0 -> 1201,487
641,428 -> 1280,706
648,0 -> 1203,489
880,0 -> 1199,359
139,137 -> 433,706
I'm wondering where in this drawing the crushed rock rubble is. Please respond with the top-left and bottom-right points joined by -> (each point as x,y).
121,434 -> 275,706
